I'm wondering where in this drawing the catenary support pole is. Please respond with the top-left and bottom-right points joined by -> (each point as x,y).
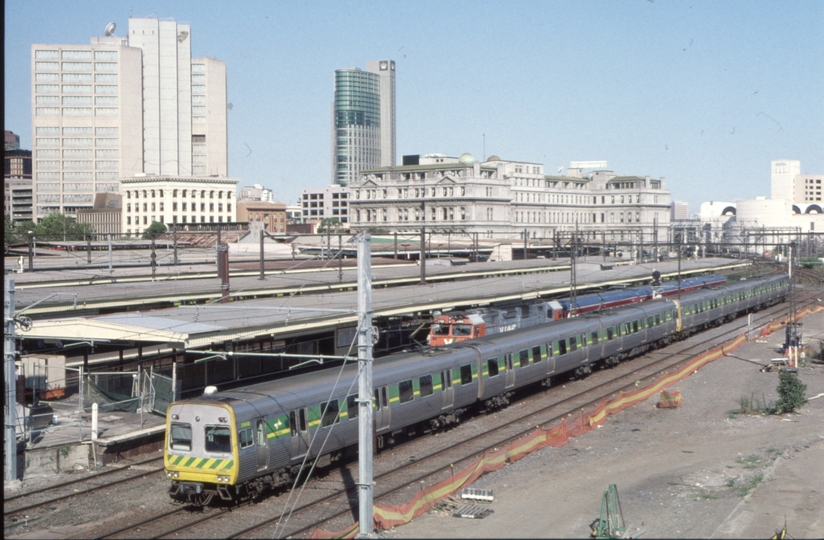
5,279 -> 18,484
259,228 -> 265,280
357,234 -> 375,537
107,233 -> 113,273
419,201 -> 426,285
27,233 -> 33,272
172,226 -> 178,265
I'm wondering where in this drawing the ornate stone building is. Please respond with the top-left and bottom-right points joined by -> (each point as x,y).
348,154 -> 672,244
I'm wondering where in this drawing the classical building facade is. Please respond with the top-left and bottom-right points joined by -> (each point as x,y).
31,17 -> 228,221
236,200 -> 287,233
331,60 -> 395,186
348,154 -> 672,242
120,176 -> 239,237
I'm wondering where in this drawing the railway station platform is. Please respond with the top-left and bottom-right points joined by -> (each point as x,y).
12,393 -> 166,480
14,256 -> 751,357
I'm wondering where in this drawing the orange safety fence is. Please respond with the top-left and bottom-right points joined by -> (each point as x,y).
759,305 -> 824,338
308,304 -> 823,538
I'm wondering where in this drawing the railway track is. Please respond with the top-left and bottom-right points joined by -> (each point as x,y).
3,456 -> 165,533
88,288 -> 818,539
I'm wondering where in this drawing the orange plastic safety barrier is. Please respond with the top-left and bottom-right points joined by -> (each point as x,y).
308,304 -> 824,538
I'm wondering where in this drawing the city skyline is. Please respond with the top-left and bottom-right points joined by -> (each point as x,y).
5,0 -> 823,213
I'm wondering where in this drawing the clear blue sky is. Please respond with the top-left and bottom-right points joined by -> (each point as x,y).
5,0 -> 823,213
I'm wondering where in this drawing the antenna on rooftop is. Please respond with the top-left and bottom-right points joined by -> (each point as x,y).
104,22 -> 116,36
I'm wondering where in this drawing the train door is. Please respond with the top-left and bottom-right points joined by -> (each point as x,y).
255,418 -> 269,471
441,369 -> 454,409
546,346 -> 556,376
289,407 -> 309,461
374,386 -> 390,432
504,354 -> 515,389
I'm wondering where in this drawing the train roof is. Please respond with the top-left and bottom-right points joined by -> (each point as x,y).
175,273 -> 785,412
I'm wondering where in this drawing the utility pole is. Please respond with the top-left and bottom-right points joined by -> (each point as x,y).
523,228 -> 528,260
569,232 -> 578,316
172,225 -> 178,265
677,236 -> 682,302
356,234 -> 374,537
27,232 -> 33,272
338,234 -> 343,282
107,233 -> 113,274
87,234 -> 92,264
259,228 -> 265,280
786,243 -> 798,364
150,238 -> 157,280
5,279 -> 18,484
419,201 -> 426,285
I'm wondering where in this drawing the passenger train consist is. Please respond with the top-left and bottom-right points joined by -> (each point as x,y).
428,274 -> 728,346
164,274 -> 788,505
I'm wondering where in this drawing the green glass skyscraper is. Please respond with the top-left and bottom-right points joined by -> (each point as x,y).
332,60 -> 395,186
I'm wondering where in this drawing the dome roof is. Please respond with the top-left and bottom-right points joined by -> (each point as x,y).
485,155 -> 501,162
459,153 -> 475,165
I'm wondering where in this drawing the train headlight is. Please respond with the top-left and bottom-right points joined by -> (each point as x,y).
173,471 -> 179,478
166,470 -> 172,478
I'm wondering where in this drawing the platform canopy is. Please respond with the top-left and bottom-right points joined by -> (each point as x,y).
18,314 -> 227,348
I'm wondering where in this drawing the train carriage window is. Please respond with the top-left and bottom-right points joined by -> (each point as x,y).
346,394 -> 359,420
257,420 -> 266,446
545,344 -> 553,358
591,331 -> 599,345
239,427 -> 254,449
558,339 -> 567,355
290,409 -> 307,435
453,324 -> 472,336
487,359 -> 499,377
460,364 -> 473,384
204,425 -> 231,453
420,374 -> 434,395
399,379 -> 414,403
633,321 -> 639,333
646,317 -> 653,327
431,324 -> 449,336
519,349 -> 530,367
532,346 -> 542,362
320,399 -> 340,427
170,422 -> 192,451
568,336 -> 577,352
655,314 -> 661,325
607,327 -> 615,340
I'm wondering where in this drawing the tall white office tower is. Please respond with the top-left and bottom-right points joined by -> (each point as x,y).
30,17 -> 227,220
331,60 -> 395,186
365,60 -> 396,169
770,160 -> 800,203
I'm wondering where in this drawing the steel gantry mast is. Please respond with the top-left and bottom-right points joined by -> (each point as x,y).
356,234 -> 375,537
